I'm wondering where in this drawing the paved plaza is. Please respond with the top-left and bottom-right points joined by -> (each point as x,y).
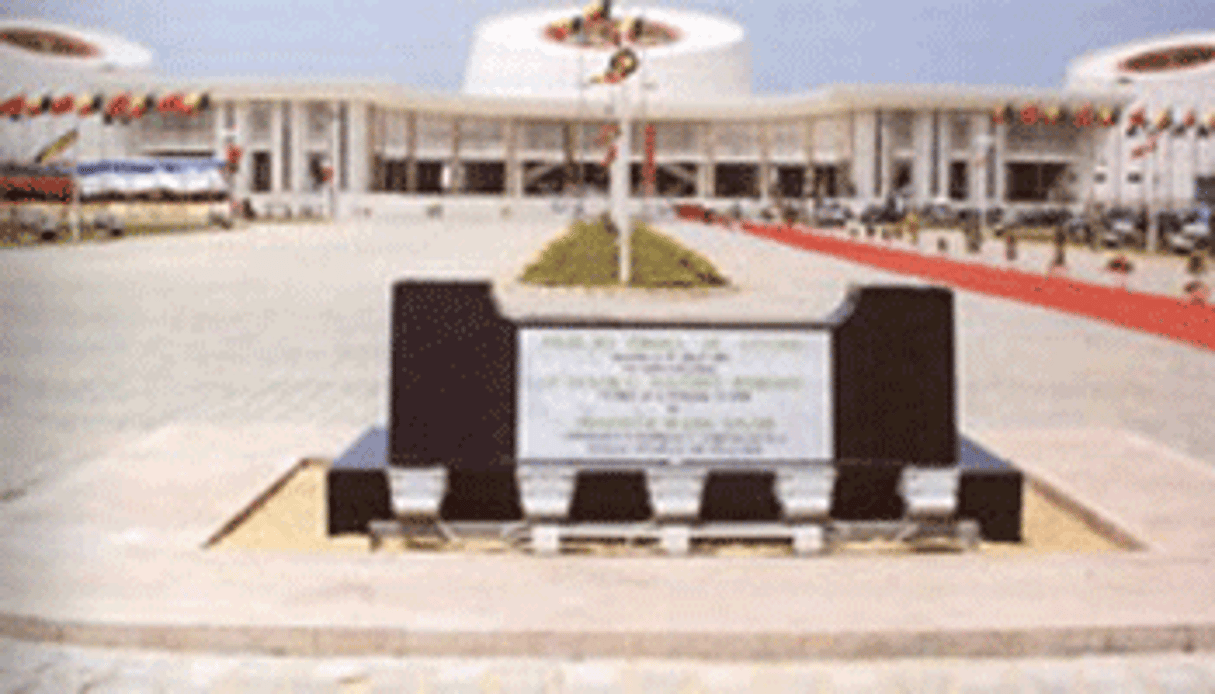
1,210 -> 1214,689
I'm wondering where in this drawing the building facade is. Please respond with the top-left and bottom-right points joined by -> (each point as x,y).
14,10 -> 1207,222
1068,31 -> 1215,210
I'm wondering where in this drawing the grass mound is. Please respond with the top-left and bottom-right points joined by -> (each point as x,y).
520,218 -> 729,288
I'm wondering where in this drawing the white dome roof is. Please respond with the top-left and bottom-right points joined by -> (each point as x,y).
0,19 -> 154,94
1067,31 -> 1215,89
462,6 -> 751,102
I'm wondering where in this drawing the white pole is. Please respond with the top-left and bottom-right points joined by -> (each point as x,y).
611,83 -> 632,285
70,157 -> 80,242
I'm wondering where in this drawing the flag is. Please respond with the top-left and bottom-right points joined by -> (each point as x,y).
49,94 -> 74,115
77,93 -> 102,116
27,95 -> 51,117
602,144 -> 617,167
583,0 -> 610,22
594,123 -> 620,147
1020,103 -> 1039,125
105,93 -> 132,120
158,93 -> 186,113
1199,111 -> 1215,138
1125,106 -> 1146,135
0,95 -> 24,119
129,94 -> 154,119
1043,105 -> 1063,125
1130,134 -> 1159,159
1152,107 -> 1172,132
225,143 -> 243,173
991,105 -> 1011,125
624,16 -> 644,42
1072,104 -> 1094,127
1174,109 -> 1196,136
1097,105 -> 1118,127
182,93 -> 210,115
34,128 -> 79,164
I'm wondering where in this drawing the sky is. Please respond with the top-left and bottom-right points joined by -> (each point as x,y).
3,0 -> 1214,93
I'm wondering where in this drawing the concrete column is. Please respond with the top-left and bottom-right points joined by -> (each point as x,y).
230,101 -> 249,199
758,121 -> 771,205
291,101 -> 307,201
347,101 -> 369,195
912,111 -> 933,205
329,100 -> 341,197
406,111 -> 418,193
935,111 -> 951,202
506,119 -> 522,198
270,101 -> 283,194
877,111 -> 892,199
993,119 -> 1007,206
852,111 -> 877,204
699,122 -> 715,200
969,113 -> 987,208
451,118 -> 463,194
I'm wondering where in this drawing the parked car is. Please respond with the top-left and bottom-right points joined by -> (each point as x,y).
859,196 -> 905,224
813,201 -> 851,227
1165,207 -> 1212,254
1064,216 -> 1098,244
1101,208 -> 1145,248
1013,207 -> 1072,228
920,202 -> 959,226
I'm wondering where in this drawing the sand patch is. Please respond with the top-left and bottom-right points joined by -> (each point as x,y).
212,460 -> 1125,556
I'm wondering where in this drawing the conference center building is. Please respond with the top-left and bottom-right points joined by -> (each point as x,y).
2,10 -> 1213,219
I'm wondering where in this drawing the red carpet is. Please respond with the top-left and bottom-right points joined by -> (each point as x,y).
673,207 -> 1214,351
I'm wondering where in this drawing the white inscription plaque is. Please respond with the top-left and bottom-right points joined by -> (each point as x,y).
518,329 -> 831,461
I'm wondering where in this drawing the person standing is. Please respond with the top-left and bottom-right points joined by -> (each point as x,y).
1050,224 -> 1067,274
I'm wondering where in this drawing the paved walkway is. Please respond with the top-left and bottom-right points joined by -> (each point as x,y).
2,211 -> 1214,689
3,636 -> 1214,693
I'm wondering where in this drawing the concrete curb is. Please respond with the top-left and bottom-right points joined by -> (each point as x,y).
1,613 -> 1212,660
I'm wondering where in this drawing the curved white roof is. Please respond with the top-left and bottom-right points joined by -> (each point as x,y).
1068,30 -> 1215,88
0,18 -> 154,71
462,6 -> 751,102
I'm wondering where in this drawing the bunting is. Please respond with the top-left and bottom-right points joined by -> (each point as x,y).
0,90 -> 211,122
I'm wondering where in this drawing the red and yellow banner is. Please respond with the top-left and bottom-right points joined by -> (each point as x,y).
0,90 -> 211,121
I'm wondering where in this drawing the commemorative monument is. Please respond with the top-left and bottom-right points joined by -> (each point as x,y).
327,278 -> 1023,555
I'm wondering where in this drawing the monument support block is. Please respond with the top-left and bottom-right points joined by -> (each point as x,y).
646,466 -> 709,523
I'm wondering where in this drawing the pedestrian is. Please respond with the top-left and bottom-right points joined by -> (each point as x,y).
1185,253 -> 1209,305
1005,232 -> 1017,262
1107,254 -> 1133,291
1050,224 -> 1067,273
965,216 -> 980,254
906,209 -> 920,246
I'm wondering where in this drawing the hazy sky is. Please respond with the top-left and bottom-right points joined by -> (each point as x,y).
4,0 -> 1213,92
